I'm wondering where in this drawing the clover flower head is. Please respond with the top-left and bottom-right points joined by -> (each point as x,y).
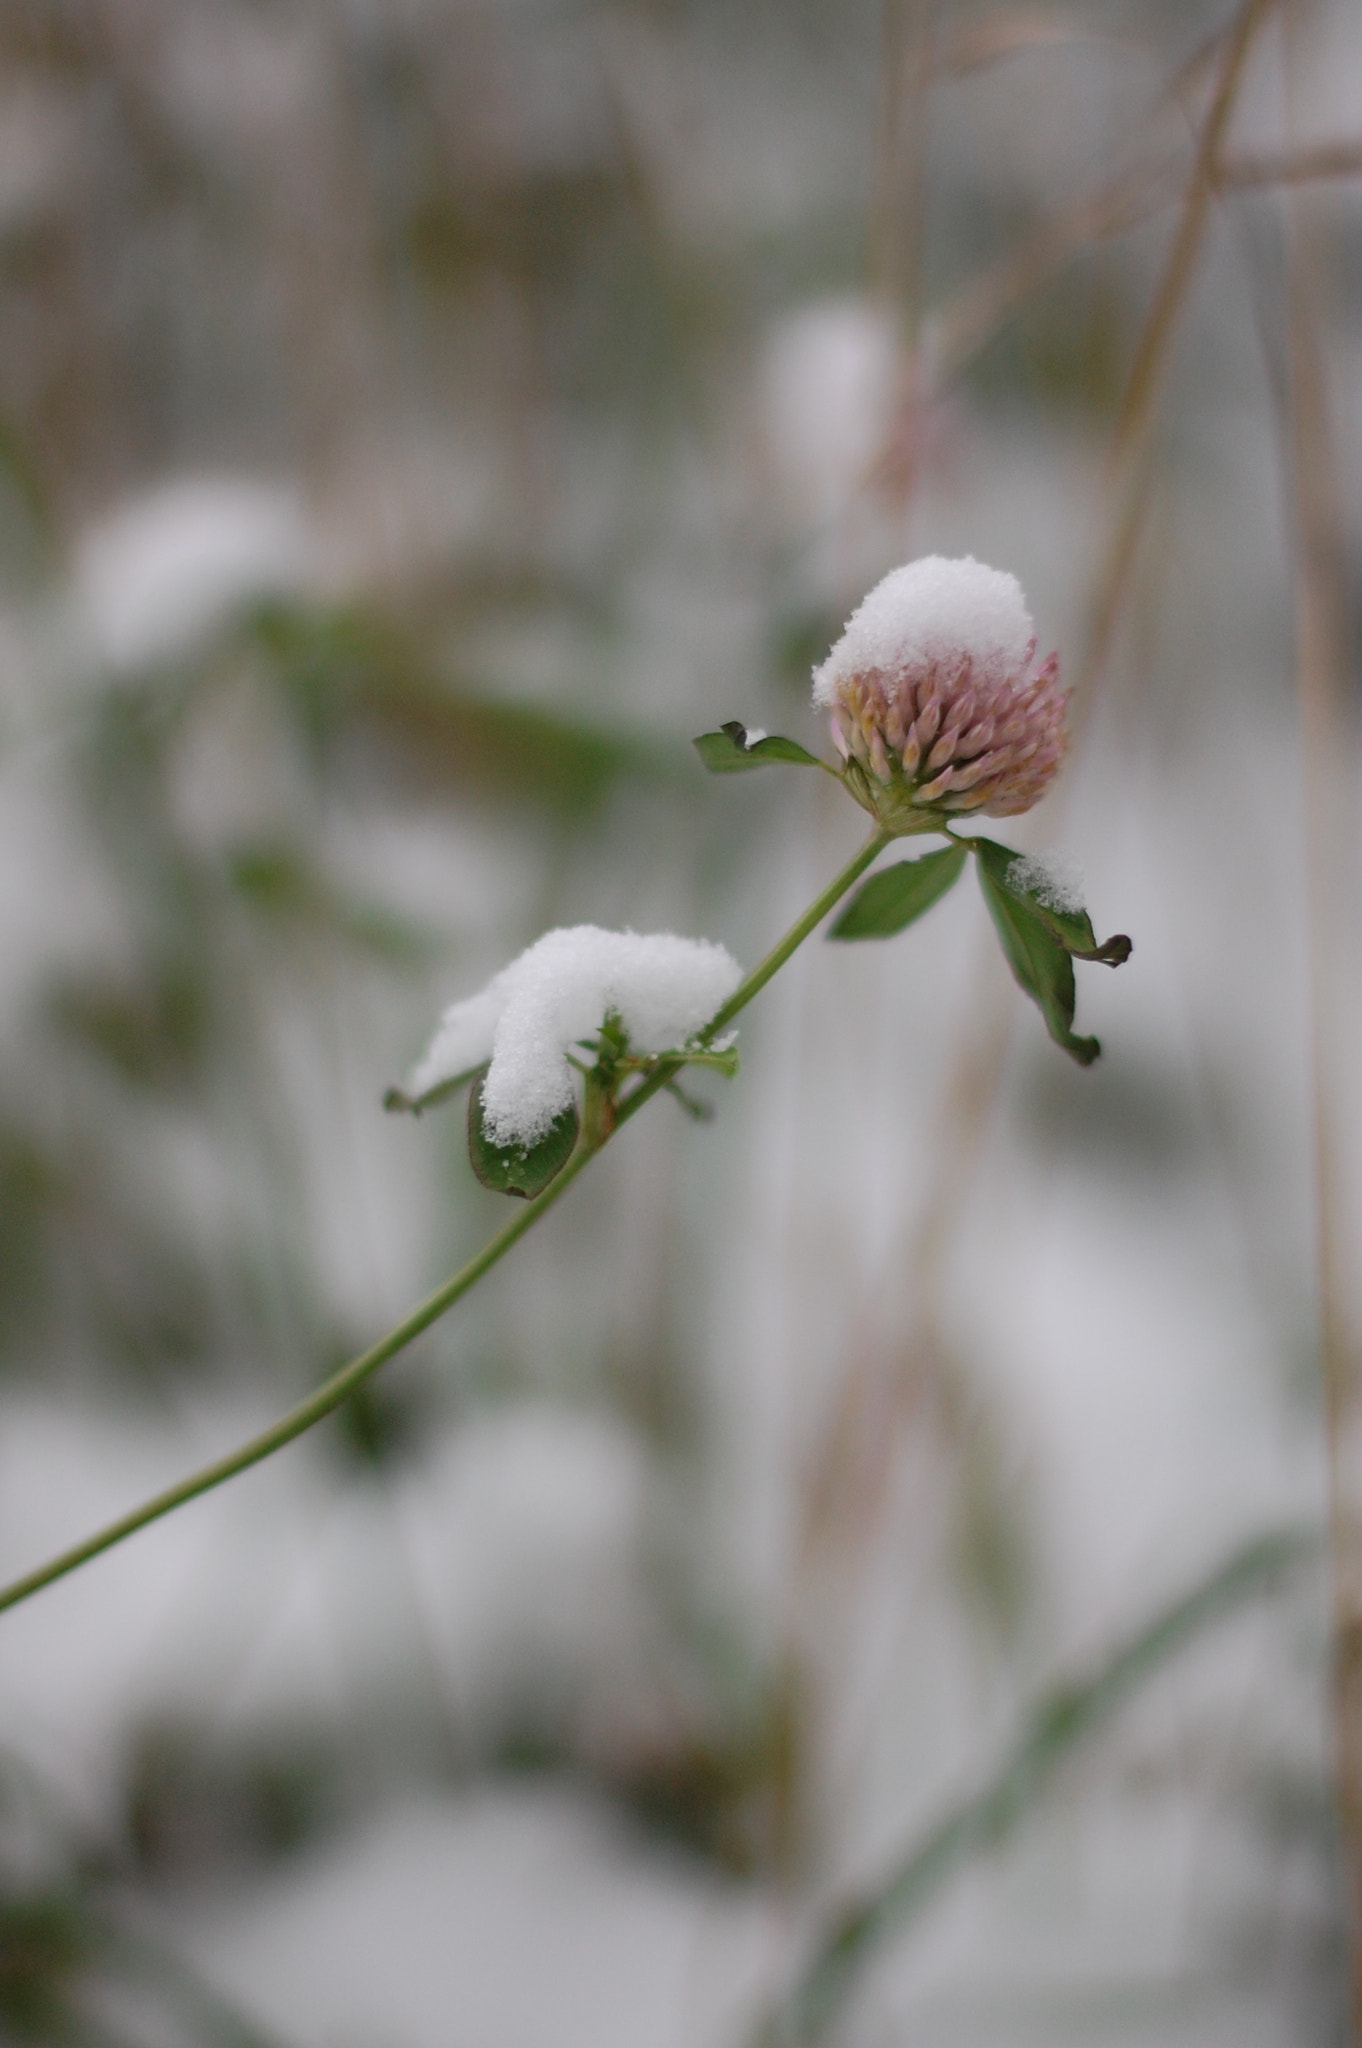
812,555 -> 1067,831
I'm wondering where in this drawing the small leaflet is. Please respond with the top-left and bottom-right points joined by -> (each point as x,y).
1003,852 -> 1132,965
829,843 -> 967,939
467,1071 -> 580,1198
693,722 -> 823,773
972,838 -> 1130,1065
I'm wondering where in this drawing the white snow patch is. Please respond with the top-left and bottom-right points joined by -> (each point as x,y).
762,297 -> 898,520
409,981 -> 505,1096
77,476 -> 314,673
408,926 -> 743,1145
164,1784 -> 774,2048
812,554 -> 1035,706
1006,848 -> 1086,915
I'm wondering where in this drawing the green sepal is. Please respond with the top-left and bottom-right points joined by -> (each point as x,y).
973,841 -> 1100,1066
828,843 -> 967,939
467,1069 -> 580,1197
384,1064 -> 483,1116
693,721 -> 823,773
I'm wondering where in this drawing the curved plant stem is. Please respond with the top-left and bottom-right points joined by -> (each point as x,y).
0,825 -> 891,1618
752,1528 -> 1315,2046
0,1145 -> 594,1617
1282,99 -> 1362,2023
608,828 -> 891,1132
705,829 -> 892,1038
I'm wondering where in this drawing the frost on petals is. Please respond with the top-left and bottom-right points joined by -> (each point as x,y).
406,927 -> 743,1147
812,555 -> 1068,830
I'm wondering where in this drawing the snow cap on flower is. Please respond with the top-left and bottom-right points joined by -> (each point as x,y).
813,555 -> 1067,828
407,926 -> 743,1147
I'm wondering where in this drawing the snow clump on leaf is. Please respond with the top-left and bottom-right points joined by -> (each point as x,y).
407,927 -> 743,1146
1005,849 -> 1086,914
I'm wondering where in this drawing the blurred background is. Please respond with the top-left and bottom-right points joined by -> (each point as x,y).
0,0 -> 1358,2042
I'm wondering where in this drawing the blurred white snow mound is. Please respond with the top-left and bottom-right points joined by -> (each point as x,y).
418,1405 -> 652,1736
167,1781 -> 772,2048
409,925 -> 743,1145
76,476 -> 315,673
761,296 -> 898,521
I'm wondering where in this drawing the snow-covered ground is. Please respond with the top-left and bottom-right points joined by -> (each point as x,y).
0,2 -> 1357,2043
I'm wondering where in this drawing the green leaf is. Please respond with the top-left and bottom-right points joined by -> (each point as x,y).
693,721 -> 823,773
466,1070 -> 579,1197
973,841 -> 1099,1065
828,844 -> 966,939
1000,864 -> 1133,966
252,598 -> 679,820
228,840 -> 430,964
384,1065 -> 484,1116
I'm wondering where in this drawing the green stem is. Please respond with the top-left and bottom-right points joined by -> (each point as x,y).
0,1145 -> 594,1617
0,825 -> 891,1618
611,827 -> 891,1131
705,829 -> 891,1038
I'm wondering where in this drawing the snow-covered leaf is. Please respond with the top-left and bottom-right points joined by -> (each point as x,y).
467,1071 -> 580,1198
400,927 -> 741,1147
973,841 -> 1099,1066
999,848 -> 1132,964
